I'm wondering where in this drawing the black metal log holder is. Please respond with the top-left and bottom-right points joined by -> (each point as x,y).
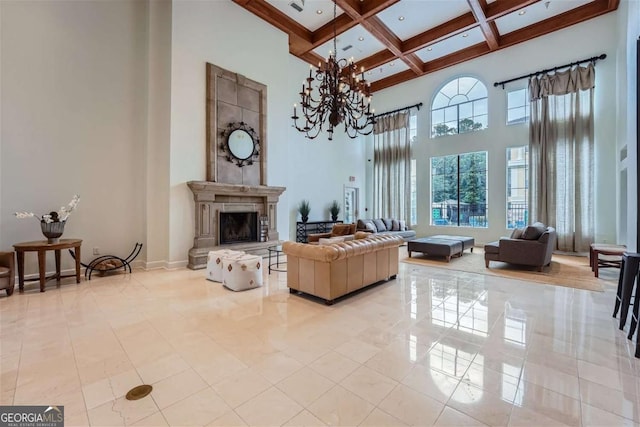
70,242 -> 143,280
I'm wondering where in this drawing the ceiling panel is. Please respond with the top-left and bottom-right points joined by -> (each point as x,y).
377,0 -> 471,41
265,0 -> 344,31
495,0 -> 594,35
415,26 -> 485,62
235,0 -> 619,92
313,25 -> 386,62
366,60 -> 410,83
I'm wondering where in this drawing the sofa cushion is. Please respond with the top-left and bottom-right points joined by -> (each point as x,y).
357,219 -> 377,232
510,227 -> 525,239
373,219 -> 387,232
390,219 -> 400,231
382,218 -> 394,230
522,222 -> 546,240
399,220 -> 407,231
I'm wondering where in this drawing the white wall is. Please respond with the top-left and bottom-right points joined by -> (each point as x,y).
145,0 -> 172,268
168,1 -> 368,265
1,0 -> 149,273
368,12 -> 619,245
0,0 -> 368,275
285,57 -> 368,239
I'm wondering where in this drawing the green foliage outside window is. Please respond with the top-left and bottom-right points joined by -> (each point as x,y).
431,152 -> 488,227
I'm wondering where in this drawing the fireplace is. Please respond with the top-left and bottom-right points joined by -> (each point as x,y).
187,181 -> 285,270
219,212 -> 257,244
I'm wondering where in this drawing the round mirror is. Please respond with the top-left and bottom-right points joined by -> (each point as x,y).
228,129 -> 254,160
221,122 -> 260,167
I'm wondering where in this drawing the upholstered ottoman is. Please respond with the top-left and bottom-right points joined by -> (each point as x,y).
206,249 -> 245,282
428,235 -> 475,253
222,254 -> 263,291
407,237 -> 464,261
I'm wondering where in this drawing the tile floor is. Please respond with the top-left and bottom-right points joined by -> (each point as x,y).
0,249 -> 638,426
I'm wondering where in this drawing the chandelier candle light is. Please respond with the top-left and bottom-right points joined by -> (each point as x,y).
292,2 -> 375,140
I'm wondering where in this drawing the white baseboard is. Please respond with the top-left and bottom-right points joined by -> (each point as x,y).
166,260 -> 188,269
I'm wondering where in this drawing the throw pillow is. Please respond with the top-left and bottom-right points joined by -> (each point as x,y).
391,219 -> 400,231
510,227 -> 524,239
382,218 -> 393,230
522,222 -> 546,240
373,218 -> 387,232
357,219 -> 377,232
398,219 -> 407,231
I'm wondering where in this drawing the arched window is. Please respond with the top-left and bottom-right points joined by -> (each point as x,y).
431,77 -> 488,137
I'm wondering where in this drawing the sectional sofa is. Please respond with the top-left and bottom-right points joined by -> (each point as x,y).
356,218 -> 416,241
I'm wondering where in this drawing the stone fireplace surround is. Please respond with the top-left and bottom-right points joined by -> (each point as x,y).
187,181 -> 285,269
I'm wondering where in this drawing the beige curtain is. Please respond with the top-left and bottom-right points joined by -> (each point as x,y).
529,64 -> 595,253
373,112 -> 411,223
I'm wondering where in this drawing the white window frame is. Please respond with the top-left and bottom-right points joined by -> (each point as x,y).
431,76 -> 488,138
506,146 -> 529,229
506,87 -> 530,125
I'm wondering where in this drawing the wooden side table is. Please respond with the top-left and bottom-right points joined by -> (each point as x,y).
13,239 -> 82,292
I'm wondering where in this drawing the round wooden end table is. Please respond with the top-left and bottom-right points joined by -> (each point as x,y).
13,239 -> 82,292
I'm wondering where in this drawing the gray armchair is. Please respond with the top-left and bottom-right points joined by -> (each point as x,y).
484,223 -> 556,271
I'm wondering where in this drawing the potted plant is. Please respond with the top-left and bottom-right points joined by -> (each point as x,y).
298,200 -> 310,223
329,200 -> 340,222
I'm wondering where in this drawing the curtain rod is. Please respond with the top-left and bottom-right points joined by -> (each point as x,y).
493,54 -> 606,89
373,102 -> 423,119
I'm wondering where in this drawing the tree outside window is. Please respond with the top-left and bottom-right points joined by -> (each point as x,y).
431,77 -> 488,137
431,151 -> 488,227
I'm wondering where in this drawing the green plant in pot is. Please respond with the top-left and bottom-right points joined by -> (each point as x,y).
298,200 -> 311,223
329,200 -> 340,221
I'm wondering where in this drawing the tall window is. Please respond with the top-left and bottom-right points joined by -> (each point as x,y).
506,146 -> 528,229
431,151 -> 488,227
409,113 -> 417,225
507,88 -> 530,125
431,77 -> 488,137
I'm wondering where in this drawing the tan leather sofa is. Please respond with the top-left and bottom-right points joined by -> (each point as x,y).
283,234 -> 404,304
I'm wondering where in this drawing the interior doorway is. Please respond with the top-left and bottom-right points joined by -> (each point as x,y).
344,186 -> 359,224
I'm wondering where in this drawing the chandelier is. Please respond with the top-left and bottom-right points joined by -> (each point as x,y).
291,2 -> 375,141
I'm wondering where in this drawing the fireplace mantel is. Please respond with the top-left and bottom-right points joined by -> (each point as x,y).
188,182 -> 286,201
187,181 -> 285,269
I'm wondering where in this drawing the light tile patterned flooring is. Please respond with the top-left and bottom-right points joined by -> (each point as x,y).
1,249 -> 639,426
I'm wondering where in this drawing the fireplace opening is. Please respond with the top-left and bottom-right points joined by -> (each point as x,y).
219,212 -> 258,244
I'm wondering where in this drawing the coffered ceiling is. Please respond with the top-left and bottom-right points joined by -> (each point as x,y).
232,0 -> 619,92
